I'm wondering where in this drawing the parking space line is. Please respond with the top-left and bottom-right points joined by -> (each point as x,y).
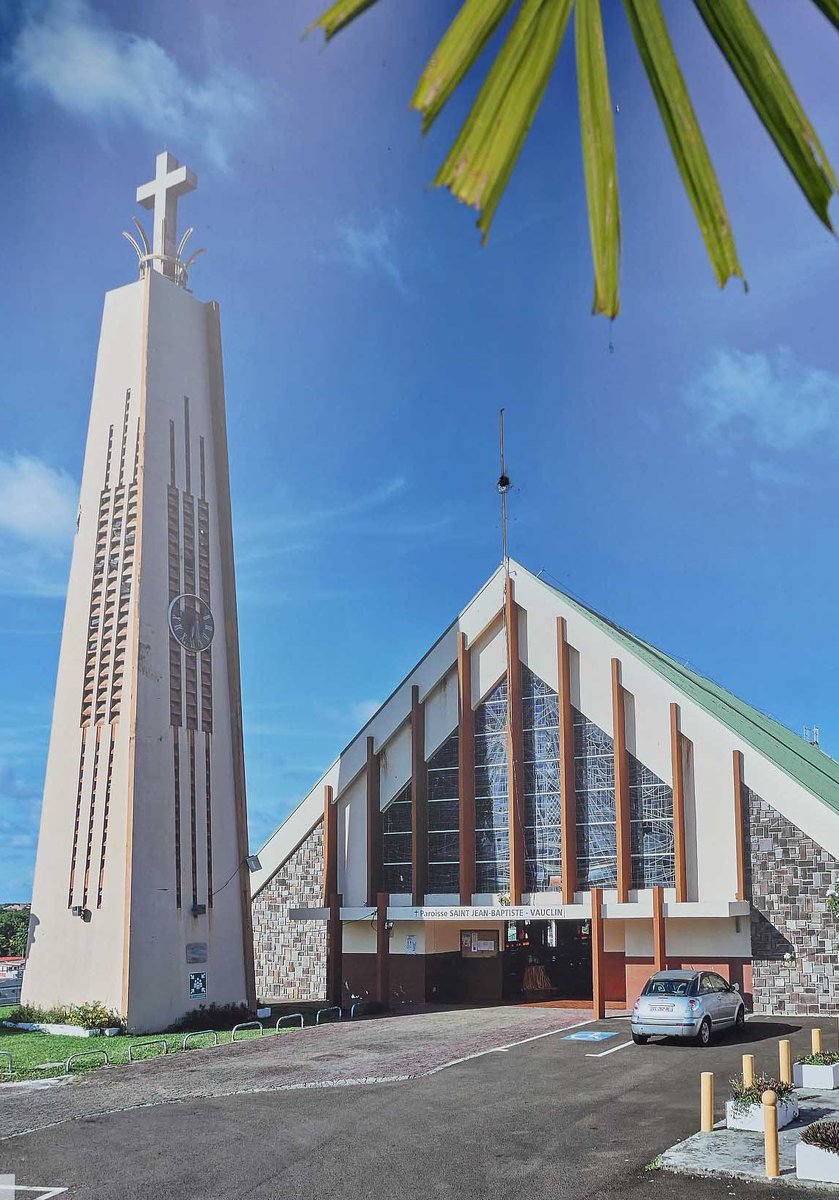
584,1040 -> 635,1058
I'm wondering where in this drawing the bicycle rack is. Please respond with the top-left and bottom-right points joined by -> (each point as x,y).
127,1039 -> 168,1062
182,1029 -> 220,1050
316,1006 -> 342,1025
231,1020 -> 264,1041
0,1050 -> 11,1079
276,1013 -> 304,1031
350,1002 -> 369,1020
65,1049 -> 109,1074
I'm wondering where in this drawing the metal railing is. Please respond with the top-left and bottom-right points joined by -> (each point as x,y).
316,1006 -> 341,1025
127,1039 -> 168,1062
0,980 -> 22,1006
231,1020 -> 264,1041
65,1049 -> 109,1074
182,1029 -> 220,1050
0,1050 -> 11,1079
276,1013 -> 304,1031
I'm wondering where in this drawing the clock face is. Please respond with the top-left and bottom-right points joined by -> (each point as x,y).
168,593 -> 215,653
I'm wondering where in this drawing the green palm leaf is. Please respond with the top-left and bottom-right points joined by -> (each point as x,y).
623,0 -> 744,290
434,0 -> 574,241
307,0 -> 379,40
576,0 -> 620,317
411,0 -> 516,135
811,0 -> 839,33
695,0 -> 837,230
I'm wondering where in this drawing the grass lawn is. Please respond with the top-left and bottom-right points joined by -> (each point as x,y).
0,1021 -> 279,1082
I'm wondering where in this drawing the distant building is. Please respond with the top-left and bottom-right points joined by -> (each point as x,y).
252,560 -> 839,1016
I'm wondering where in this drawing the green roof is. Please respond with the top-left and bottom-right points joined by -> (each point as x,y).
539,576 -> 839,818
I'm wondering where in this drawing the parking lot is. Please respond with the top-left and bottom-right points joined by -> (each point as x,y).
0,1006 -> 823,1199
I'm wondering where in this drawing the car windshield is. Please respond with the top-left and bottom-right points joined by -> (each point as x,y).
643,977 -> 696,996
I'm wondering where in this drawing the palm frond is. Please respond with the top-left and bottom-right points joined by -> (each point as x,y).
411,0 -> 516,135
810,0 -> 839,34
623,0 -> 744,290
433,0 -> 574,243
576,0 -> 620,317
307,0 -> 381,41
695,0 -> 837,231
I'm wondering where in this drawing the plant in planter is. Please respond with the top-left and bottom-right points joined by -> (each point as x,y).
797,1120 -> 839,1183
726,1073 -> 799,1132
794,1051 -> 839,1090
827,883 -> 839,920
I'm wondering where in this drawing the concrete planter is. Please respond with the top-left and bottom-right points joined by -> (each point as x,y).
725,1096 -> 799,1132
797,1141 -> 839,1184
1,1021 -> 121,1038
793,1061 -> 839,1089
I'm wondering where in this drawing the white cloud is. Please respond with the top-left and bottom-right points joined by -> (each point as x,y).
0,454 -> 76,596
684,348 -> 839,456
5,0 -> 260,171
336,215 -> 409,296
350,699 -> 380,726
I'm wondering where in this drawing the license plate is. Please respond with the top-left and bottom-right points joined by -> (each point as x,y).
650,1004 -> 673,1011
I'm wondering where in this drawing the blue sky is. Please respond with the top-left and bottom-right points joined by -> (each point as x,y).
1,0 -> 838,901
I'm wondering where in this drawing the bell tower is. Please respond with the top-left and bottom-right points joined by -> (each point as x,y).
23,153 -> 255,1032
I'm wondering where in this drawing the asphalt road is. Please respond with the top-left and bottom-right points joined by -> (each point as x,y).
0,1012 -> 821,1199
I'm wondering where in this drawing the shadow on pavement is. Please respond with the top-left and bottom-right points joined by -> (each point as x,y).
642,1020 -> 801,1049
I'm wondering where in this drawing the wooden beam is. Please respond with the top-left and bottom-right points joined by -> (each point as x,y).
366,736 -> 381,907
457,632 -> 476,906
557,618 -> 577,906
326,891 -> 343,1007
322,784 -> 337,906
375,890 -> 390,1007
732,749 -> 747,902
652,884 -> 666,972
591,885 -> 605,1019
669,704 -> 688,903
411,684 -> 428,905
612,658 -> 631,902
505,576 -> 525,904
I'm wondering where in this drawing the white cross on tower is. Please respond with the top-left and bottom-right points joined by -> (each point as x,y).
136,151 -> 197,279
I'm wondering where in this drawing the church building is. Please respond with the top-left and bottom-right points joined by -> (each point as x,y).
252,560 -> 839,1016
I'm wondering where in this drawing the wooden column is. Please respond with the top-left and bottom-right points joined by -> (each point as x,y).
557,618 -> 577,905
669,704 -> 688,903
366,736 -> 381,907
375,890 -> 390,1007
732,749 -> 747,902
505,576 -> 525,904
326,891 -> 343,1007
652,884 -> 666,972
411,685 -> 428,905
591,885 -> 605,1019
612,659 -> 631,902
457,632 -> 476,905
322,784 -> 337,906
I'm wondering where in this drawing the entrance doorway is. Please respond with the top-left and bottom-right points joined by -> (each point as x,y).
502,920 -> 593,1002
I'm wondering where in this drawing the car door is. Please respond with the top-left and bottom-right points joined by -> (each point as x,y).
697,972 -> 719,1025
712,974 -> 738,1025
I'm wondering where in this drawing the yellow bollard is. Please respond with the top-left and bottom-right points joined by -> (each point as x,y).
779,1039 -> 792,1085
742,1053 -> 755,1088
701,1071 -> 715,1133
813,1027 -> 823,1055
763,1089 -> 780,1179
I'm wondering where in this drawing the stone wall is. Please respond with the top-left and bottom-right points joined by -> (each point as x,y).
746,787 -> 839,1015
252,822 -> 327,1002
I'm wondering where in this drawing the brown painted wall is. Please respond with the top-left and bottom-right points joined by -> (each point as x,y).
625,956 -> 753,1009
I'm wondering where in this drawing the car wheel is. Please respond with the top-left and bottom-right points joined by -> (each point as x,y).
735,1005 -> 746,1030
632,1032 -> 649,1045
695,1017 -> 712,1047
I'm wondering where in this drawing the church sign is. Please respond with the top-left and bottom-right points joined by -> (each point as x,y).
393,906 -> 565,922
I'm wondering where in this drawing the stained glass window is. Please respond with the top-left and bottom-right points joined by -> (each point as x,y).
381,784 -> 412,894
629,754 -> 675,888
574,709 -> 617,888
474,676 -> 509,894
427,730 -> 460,892
522,667 -> 562,892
